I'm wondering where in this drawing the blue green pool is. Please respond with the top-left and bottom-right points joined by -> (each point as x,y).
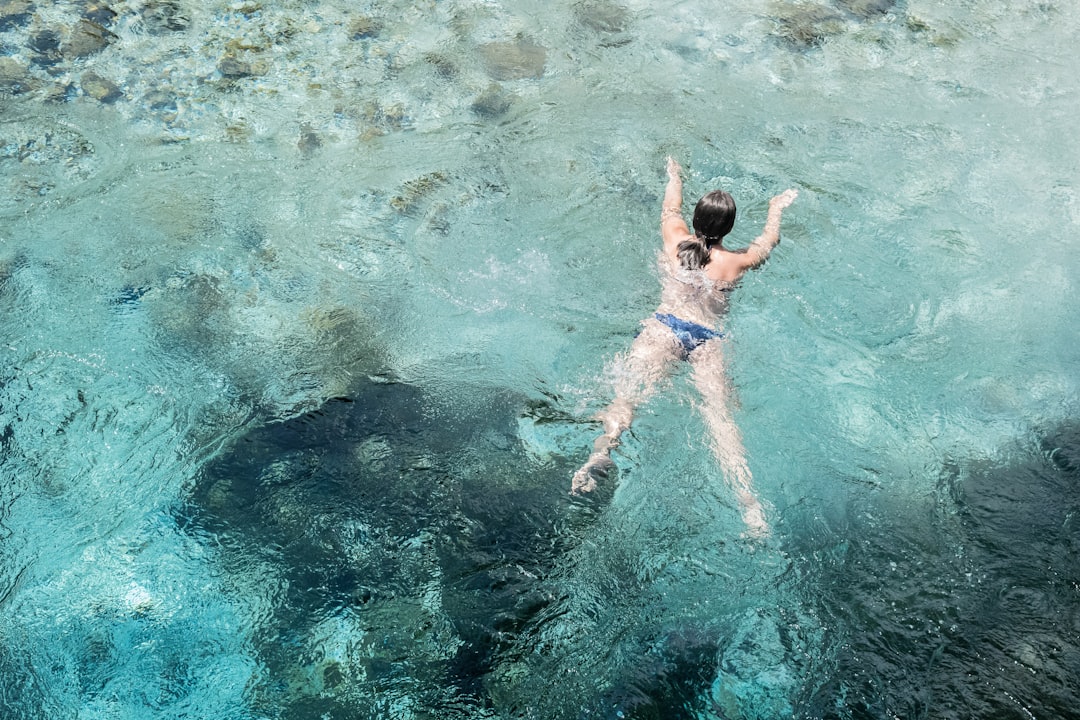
2,1 -> 1078,717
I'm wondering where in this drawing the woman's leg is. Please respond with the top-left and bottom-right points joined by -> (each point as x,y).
571,319 -> 683,494
688,339 -> 769,536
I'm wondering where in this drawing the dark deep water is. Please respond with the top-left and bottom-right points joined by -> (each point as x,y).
156,383 -> 1080,717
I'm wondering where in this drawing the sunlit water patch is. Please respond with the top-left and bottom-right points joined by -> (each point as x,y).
2,0 -> 1079,718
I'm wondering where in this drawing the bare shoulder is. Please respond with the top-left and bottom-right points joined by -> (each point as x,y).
704,248 -> 755,284
661,222 -> 693,258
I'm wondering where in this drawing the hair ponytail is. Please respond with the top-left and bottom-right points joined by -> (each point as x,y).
677,237 -> 711,270
689,189 -> 736,261
675,189 -> 736,271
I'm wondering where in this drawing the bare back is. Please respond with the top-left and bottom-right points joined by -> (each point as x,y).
656,218 -> 749,328
655,252 -> 733,328
657,176 -> 798,327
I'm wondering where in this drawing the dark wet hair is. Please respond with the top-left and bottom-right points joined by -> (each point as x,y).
677,190 -> 737,270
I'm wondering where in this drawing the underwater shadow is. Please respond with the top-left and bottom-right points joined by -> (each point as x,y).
179,376 -> 588,717
792,420 -> 1080,719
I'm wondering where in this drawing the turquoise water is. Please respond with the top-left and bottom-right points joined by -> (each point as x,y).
2,0 -> 1079,717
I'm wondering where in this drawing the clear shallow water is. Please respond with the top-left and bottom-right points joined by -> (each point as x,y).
2,0 -> 1079,718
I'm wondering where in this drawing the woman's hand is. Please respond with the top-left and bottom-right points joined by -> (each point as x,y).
769,188 -> 798,210
666,156 -> 682,180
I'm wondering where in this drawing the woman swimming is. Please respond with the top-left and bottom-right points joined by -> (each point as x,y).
571,157 -> 797,536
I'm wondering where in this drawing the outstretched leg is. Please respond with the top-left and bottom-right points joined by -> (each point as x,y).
688,339 -> 769,537
572,319 -> 683,494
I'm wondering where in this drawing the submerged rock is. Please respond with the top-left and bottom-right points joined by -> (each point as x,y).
233,2 -> 261,17
42,81 -> 75,103
347,14 -> 381,40
591,629 -> 722,719
771,3 -> 847,50
902,13 -> 961,47
217,52 -> 270,78
390,171 -> 448,213
0,57 -> 35,94
182,368 -> 575,715
574,0 -> 631,33
425,52 -> 457,79
835,0 -> 896,19
359,100 -> 408,135
80,70 -> 122,103
141,0 -> 191,33
142,89 -> 177,120
0,0 -> 32,31
297,123 -> 322,157
574,0 -> 633,47
224,121 -> 251,142
29,29 -> 63,68
804,422 -> 1080,718
62,19 -> 117,58
480,37 -> 547,80
81,1 -> 117,26
905,14 -> 931,33
470,83 -> 514,120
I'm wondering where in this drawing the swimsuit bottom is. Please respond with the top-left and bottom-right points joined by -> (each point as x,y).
654,313 -> 723,355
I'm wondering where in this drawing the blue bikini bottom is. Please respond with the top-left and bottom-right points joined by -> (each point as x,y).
654,313 -> 723,355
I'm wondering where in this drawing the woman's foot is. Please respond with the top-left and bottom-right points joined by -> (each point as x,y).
738,495 -> 770,539
571,452 -> 615,494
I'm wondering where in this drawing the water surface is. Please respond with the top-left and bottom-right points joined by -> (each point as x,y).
2,0 -> 1078,717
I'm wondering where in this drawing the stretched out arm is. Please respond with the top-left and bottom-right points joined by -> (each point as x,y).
742,189 -> 798,269
661,157 -> 692,255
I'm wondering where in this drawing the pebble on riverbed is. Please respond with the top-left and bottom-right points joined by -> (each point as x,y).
834,0 -> 896,20
771,0 -> 906,50
358,100 -> 409,137
141,89 -> 178,121
29,29 -> 63,68
0,56 -> 35,94
140,0 -> 191,33
470,83 -> 515,120
425,52 -> 457,80
347,14 -> 381,40
80,1 -> 118,26
770,2 -> 847,50
574,0 -> 631,33
62,18 -> 117,58
80,70 -> 123,103
218,51 -> 270,79
390,171 -> 449,214
42,81 -> 75,102
573,0 -> 634,47
0,0 -> 32,31
297,123 -> 322,157
480,37 -> 547,81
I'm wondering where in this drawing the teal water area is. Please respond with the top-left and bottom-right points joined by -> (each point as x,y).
2,1 -> 1079,718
